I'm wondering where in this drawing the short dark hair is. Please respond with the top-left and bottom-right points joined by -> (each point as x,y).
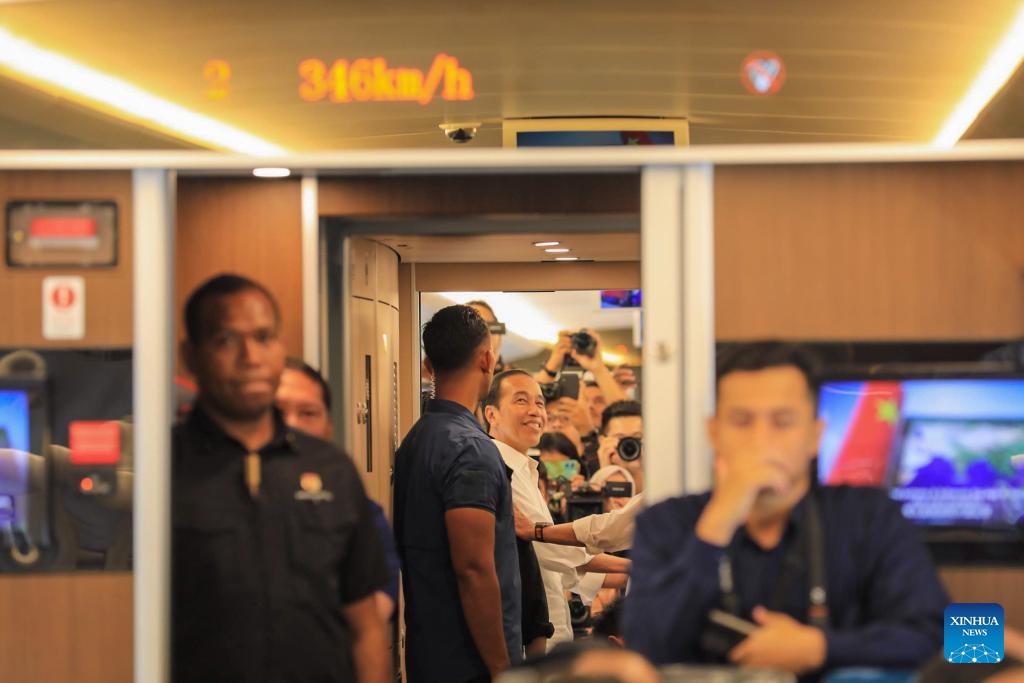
422,305 -> 490,375
284,357 -> 331,410
183,273 -> 280,344
483,369 -> 534,411
600,400 -> 642,435
715,341 -> 821,403
592,598 -> 622,639
538,431 -> 580,461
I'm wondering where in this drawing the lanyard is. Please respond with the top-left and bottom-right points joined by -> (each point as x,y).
717,491 -> 830,629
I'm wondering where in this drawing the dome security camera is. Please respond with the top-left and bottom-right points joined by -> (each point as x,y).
439,122 -> 480,143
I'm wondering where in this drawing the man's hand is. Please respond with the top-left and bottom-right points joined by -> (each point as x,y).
538,331 -> 574,381
597,432 -> 618,470
695,456 -> 790,546
728,607 -> 826,674
514,504 -> 534,541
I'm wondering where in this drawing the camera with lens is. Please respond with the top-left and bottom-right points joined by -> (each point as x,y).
565,480 -> 633,521
570,330 -> 597,358
616,436 -> 642,462
539,371 -> 580,402
567,592 -> 592,635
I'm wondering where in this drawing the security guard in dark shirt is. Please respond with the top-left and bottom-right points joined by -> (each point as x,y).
173,273 -> 390,683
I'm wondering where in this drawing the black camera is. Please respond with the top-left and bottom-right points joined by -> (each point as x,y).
616,436 -> 642,462
539,372 -> 580,402
570,330 -> 597,358
565,481 -> 632,521
565,489 -> 604,521
568,593 -> 592,634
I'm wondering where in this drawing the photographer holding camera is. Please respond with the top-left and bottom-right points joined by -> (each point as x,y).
521,401 -> 647,556
596,400 -> 644,494
534,329 -> 628,408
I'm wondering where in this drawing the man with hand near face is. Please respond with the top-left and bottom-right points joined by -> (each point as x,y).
172,274 -> 389,683
624,342 -> 947,680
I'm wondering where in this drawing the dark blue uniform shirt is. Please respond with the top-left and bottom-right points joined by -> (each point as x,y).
172,407 -> 387,683
394,399 -> 522,683
625,486 -> 947,676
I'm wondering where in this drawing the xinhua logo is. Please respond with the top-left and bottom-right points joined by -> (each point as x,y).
944,603 -> 1004,664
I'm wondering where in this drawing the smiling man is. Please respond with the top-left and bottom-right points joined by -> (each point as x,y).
483,369 -> 629,650
172,274 -> 389,683
624,342 -> 947,680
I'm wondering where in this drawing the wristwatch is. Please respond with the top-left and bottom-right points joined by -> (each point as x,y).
534,522 -> 551,541
541,366 -> 557,378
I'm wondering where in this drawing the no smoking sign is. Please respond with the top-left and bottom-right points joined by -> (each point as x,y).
42,276 -> 85,340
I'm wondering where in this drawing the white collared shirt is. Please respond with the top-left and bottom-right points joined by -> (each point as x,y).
492,438 -> 605,648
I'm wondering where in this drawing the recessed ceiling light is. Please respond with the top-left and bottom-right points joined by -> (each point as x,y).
533,241 -> 560,247
554,256 -> 579,262
252,167 -> 291,178
544,247 -> 570,253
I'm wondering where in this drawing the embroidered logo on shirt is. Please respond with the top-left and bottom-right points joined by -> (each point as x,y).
295,472 -> 334,502
945,603 -> 1004,663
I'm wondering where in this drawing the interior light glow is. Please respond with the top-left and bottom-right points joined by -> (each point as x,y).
533,241 -> 560,247
440,292 -> 561,345
0,26 -> 287,156
554,256 -> 579,261
252,167 -> 291,178
544,247 -> 570,253
933,4 -> 1024,147
438,291 -> 630,368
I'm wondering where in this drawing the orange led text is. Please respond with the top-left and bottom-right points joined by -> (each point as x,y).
298,53 -> 474,105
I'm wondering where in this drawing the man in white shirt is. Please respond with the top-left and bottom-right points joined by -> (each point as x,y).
483,369 -> 630,649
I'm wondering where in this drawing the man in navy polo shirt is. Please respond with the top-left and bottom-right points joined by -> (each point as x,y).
625,342 -> 947,680
394,305 -> 522,683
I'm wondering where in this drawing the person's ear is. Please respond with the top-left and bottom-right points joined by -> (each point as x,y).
483,404 -> 498,431
707,415 -> 719,450
481,346 -> 496,373
423,357 -> 435,377
809,416 -> 825,458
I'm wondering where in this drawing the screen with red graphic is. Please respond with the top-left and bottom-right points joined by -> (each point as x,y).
818,378 -> 1024,528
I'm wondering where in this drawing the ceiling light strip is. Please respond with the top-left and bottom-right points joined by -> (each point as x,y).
933,4 -> 1024,148
0,26 -> 286,156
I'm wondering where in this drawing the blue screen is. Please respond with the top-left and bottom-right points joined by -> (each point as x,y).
600,289 -> 642,309
818,377 -> 1024,527
0,389 -> 30,452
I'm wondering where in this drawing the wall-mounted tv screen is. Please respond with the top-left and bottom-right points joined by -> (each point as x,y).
818,376 -> 1024,529
0,388 -> 31,451
600,289 -> 642,309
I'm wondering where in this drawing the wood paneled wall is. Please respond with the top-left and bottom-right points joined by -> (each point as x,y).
0,171 -> 133,348
715,162 -> 1024,340
942,568 -> 1023,629
0,171 -> 135,683
413,261 -> 640,292
0,573 -> 132,683
318,174 -> 641,216
175,177 -> 304,359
